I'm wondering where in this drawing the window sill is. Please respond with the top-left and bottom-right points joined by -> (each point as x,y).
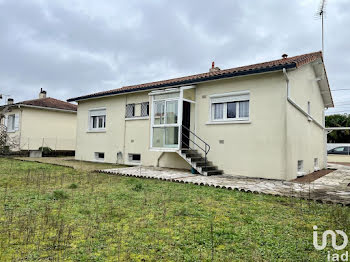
314,167 -> 320,171
86,129 -> 106,133
125,116 -> 149,121
7,130 -> 17,133
206,120 -> 251,125
94,159 -> 105,162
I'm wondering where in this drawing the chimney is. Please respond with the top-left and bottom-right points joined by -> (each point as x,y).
7,98 -> 14,105
209,61 -> 221,73
282,54 -> 288,59
39,88 -> 47,99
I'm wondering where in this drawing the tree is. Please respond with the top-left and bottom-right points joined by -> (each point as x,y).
326,114 -> 350,143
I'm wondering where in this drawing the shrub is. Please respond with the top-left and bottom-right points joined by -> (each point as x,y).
38,147 -> 53,154
68,183 -> 78,189
51,190 -> 69,200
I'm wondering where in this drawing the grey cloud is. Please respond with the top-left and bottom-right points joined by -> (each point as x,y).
0,0 -> 349,115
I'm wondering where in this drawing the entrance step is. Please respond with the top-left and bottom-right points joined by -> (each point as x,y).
177,149 -> 222,176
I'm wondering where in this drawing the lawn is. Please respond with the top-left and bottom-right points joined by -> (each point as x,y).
0,158 -> 349,261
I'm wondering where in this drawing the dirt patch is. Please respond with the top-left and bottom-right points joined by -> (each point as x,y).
292,169 -> 335,183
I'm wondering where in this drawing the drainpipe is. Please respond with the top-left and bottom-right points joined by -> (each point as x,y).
282,68 -> 324,129
17,105 -> 23,151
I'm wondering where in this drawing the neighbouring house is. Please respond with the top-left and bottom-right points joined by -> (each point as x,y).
68,51 -> 333,180
0,89 -> 77,155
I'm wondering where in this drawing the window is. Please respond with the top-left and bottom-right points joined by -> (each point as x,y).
128,153 -> 141,163
7,114 -> 15,131
89,109 -> 106,131
125,102 -> 149,118
334,147 -> 345,152
95,152 -> 105,161
297,160 -> 304,176
6,114 -> 19,132
314,158 -> 319,170
151,91 -> 180,149
210,92 -> 250,122
125,104 -> 135,118
141,102 -> 149,117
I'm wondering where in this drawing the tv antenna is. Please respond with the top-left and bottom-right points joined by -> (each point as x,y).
317,0 -> 327,56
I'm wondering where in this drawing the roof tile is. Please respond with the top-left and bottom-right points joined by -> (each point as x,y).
68,51 -> 323,102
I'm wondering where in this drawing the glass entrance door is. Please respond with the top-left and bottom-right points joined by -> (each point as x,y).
151,92 -> 180,149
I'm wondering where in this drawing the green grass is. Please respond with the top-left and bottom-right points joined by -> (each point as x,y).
0,158 -> 349,261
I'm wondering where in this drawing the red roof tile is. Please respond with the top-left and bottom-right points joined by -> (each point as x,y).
16,97 -> 77,111
68,51 -> 324,102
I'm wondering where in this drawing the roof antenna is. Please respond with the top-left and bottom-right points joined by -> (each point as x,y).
316,0 -> 327,57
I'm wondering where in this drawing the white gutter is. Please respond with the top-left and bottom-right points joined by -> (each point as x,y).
282,68 -> 324,129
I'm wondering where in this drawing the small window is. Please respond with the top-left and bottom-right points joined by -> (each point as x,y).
128,153 -> 141,163
7,114 -> 16,131
95,152 -> 105,161
89,109 -> 106,130
141,102 -> 149,117
314,158 -> 319,170
297,160 -> 304,173
125,104 -> 135,118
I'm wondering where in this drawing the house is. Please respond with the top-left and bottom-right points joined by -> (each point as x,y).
0,89 -> 77,154
67,51 -> 333,180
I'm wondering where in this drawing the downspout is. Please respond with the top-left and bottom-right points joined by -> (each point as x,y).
18,105 -> 23,151
122,95 -> 127,164
282,68 -> 324,129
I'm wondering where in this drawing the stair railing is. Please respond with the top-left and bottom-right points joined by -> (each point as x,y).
180,125 -> 211,169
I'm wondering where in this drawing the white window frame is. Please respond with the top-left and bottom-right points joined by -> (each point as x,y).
128,153 -> 141,164
125,102 -> 150,120
208,91 -> 250,124
149,89 -> 182,151
88,108 -> 106,132
314,158 -> 320,171
297,160 -> 305,177
6,114 -> 19,132
94,152 -> 105,162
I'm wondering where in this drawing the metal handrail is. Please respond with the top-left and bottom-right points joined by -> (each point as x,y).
181,125 -> 210,170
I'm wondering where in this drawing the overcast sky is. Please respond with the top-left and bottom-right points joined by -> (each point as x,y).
0,0 -> 349,114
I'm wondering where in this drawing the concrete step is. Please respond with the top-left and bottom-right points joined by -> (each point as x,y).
185,152 -> 202,158
190,156 -> 205,162
202,170 -> 223,176
194,161 -> 213,167
181,149 -> 198,154
199,166 -> 218,172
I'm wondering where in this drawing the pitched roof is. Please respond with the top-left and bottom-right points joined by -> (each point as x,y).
68,51 -> 326,102
13,97 -> 77,112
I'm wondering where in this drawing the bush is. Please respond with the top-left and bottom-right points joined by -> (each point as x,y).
38,147 -> 53,154
68,183 -> 78,189
51,190 -> 69,200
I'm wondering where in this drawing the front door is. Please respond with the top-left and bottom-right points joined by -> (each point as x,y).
181,101 -> 191,148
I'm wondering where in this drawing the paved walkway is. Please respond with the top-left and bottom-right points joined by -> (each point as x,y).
99,164 -> 350,205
